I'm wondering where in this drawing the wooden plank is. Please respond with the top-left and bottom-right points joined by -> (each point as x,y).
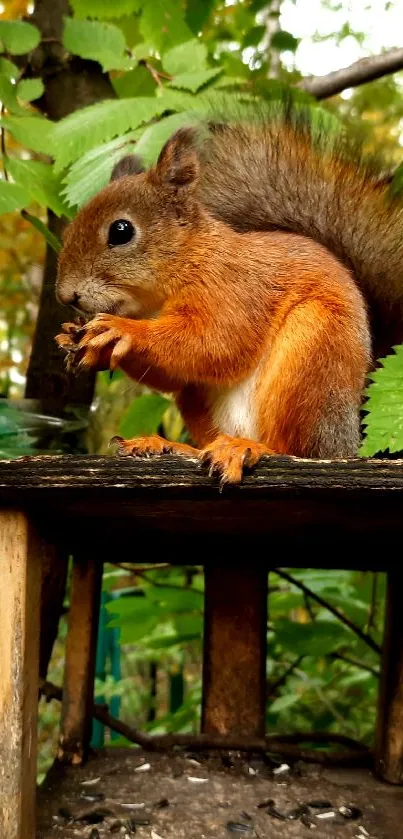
202,564 -> 267,736
0,510 -> 42,839
58,555 -> 102,765
375,570 -> 403,784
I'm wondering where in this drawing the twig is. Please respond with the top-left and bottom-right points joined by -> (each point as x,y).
367,573 -> 379,633
299,47 -> 403,100
39,678 -> 371,766
266,655 -> 304,698
274,569 -> 381,655
329,651 -> 379,679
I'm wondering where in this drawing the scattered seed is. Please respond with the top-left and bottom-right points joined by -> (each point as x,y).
316,811 -> 337,820
127,816 -> 151,826
58,807 -> 73,821
266,805 -> 289,821
89,830 -> 100,839
81,792 -> 105,803
248,766 -> 257,776
134,763 -> 150,773
81,777 -> 101,786
240,812 -> 252,821
110,802 -> 146,810
187,776 -> 208,783
151,832 -> 164,839
301,814 -> 317,829
288,805 -> 309,820
76,808 -> 112,824
307,800 -> 333,809
110,822 -> 123,834
155,798 -> 170,809
226,823 -> 253,834
273,763 -> 290,775
257,799 -> 275,809
339,806 -> 362,820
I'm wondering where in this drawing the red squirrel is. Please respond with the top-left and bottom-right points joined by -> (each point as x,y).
55,104 -> 403,483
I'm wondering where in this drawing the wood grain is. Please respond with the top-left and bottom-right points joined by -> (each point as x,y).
0,511 -> 41,839
376,570 -> 403,784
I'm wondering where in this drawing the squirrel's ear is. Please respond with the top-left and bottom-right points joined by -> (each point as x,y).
110,155 -> 145,181
154,127 -> 199,188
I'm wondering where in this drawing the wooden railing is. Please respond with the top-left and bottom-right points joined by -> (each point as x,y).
1,454 -> 403,839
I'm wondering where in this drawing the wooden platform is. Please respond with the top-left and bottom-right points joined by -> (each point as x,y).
37,749 -> 403,839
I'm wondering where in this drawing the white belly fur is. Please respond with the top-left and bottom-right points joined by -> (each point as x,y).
209,366 -> 260,440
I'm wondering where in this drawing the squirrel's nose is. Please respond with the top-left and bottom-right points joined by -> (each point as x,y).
57,288 -> 81,307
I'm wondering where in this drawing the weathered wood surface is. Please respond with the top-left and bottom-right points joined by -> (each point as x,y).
0,511 -> 42,839
0,455 -> 403,563
58,555 -> 103,765
202,564 -> 267,736
376,570 -> 403,784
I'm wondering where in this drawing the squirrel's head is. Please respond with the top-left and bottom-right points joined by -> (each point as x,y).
56,127 -> 201,319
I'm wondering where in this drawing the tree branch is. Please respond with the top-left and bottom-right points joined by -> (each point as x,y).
39,679 -> 370,766
274,569 -> 381,655
299,47 -> 403,100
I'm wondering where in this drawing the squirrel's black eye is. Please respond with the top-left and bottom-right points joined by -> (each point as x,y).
108,219 -> 135,247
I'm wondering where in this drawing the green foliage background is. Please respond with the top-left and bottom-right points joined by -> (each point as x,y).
0,0 -> 401,779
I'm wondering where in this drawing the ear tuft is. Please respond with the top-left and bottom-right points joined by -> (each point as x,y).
154,127 -> 199,189
110,155 -> 145,182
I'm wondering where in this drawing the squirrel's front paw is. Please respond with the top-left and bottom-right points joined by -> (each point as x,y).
71,314 -> 137,371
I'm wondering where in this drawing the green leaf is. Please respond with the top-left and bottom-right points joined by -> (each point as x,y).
0,180 -> 30,214
69,0 -> 141,18
360,345 -> 403,456
269,693 -> 301,713
140,0 -> 193,53
1,115 -> 53,153
162,38 -> 207,75
169,68 -> 221,93
147,632 -> 201,649
0,58 -> 19,80
133,110 -> 202,166
6,158 -> 68,216
186,0 -> 216,34
21,211 -> 61,253
112,65 -> 156,98
62,134 -> 138,208
0,21 -> 40,55
16,78 -> 44,102
276,619 -> 351,657
63,17 -> 132,72
271,30 -> 299,52
0,76 -> 26,115
118,393 -> 170,438
51,97 -> 170,170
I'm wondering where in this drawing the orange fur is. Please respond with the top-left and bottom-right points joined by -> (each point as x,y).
56,126 -> 372,483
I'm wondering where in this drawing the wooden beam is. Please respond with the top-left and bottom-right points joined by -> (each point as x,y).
58,555 -> 102,765
202,564 -> 268,736
0,511 -> 42,839
375,570 -> 403,784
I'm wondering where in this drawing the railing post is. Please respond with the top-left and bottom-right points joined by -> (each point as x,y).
202,563 -> 268,736
376,570 -> 403,783
58,554 -> 103,764
0,511 -> 42,839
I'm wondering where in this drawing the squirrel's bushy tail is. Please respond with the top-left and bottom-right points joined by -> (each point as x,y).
198,104 -> 403,356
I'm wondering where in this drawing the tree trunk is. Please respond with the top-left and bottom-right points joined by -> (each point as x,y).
25,0 -> 115,677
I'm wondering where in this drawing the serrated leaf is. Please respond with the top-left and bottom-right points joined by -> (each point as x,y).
118,393 -> 170,438
63,17 -> 132,72
0,20 -> 40,55
360,345 -> 403,456
21,210 -> 61,253
112,65 -> 156,98
0,180 -> 30,214
1,115 -> 53,153
169,68 -> 221,93
6,158 -> 68,217
271,30 -> 299,52
133,110 -> 203,165
140,0 -> 193,53
69,0 -> 141,18
62,135 -> 138,207
162,38 -> 207,75
51,96 -> 171,171
16,77 -> 44,102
